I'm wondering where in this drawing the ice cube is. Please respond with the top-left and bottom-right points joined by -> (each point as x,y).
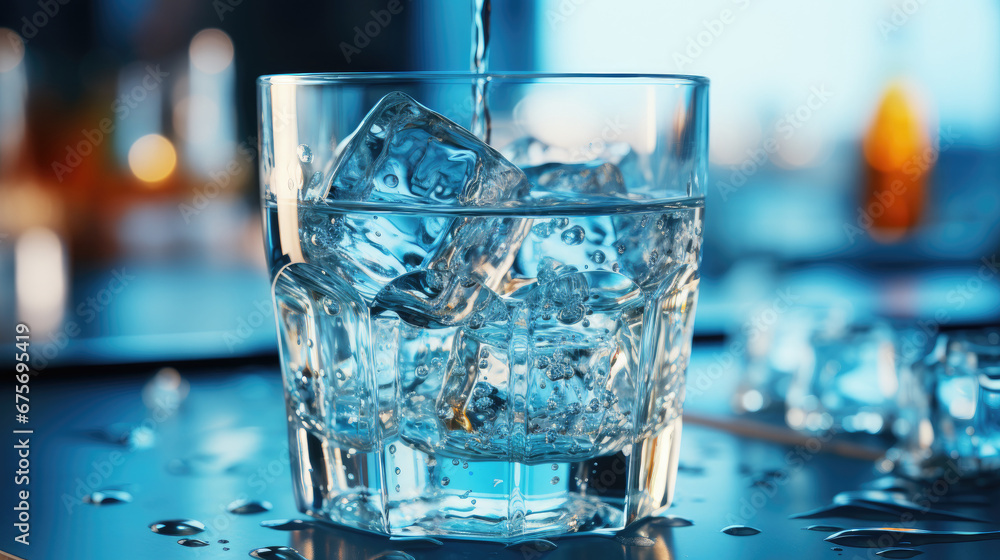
521,271 -> 645,460
302,92 -> 532,300
371,270 -> 509,330
423,215 -> 533,292
523,160 -> 627,200
434,326 -> 513,457
500,136 -> 559,166
320,92 -> 530,205
299,208 -> 448,302
397,323 -> 513,459
272,262 -> 385,450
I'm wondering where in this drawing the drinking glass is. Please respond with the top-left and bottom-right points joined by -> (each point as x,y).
258,72 -> 708,540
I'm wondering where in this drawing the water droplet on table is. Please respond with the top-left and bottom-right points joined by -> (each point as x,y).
806,525 -> 844,532
371,552 -> 416,560
83,490 -> 133,505
876,549 -> 924,559
616,535 -> 655,547
505,539 -> 558,551
150,519 -> 206,536
177,538 -> 209,547
722,525 -> 761,536
250,546 -> 308,560
227,499 -> 273,514
661,516 -> 694,527
260,519 -> 314,531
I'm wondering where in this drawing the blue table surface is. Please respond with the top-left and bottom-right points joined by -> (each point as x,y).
4,345 -> 999,559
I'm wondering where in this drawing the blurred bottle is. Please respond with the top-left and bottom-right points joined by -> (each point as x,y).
861,82 -> 930,242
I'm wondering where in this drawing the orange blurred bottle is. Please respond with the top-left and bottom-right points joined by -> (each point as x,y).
861,83 -> 930,242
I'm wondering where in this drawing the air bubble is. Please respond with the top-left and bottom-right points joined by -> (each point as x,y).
441,477 -> 450,486
561,226 -> 586,246
591,250 -> 606,264
296,144 -> 313,163
322,298 -> 341,315
383,174 -> 399,187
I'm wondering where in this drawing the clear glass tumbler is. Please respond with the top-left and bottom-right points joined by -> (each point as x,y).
258,72 -> 708,540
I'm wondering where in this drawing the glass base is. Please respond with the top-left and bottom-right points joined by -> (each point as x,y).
287,414 -> 682,541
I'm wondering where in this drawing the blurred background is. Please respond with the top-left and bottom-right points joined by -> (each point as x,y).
1,0 -> 997,376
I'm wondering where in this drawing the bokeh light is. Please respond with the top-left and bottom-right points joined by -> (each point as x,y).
128,133 -> 177,183
0,28 -> 24,72
189,28 -> 234,74
15,227 -> 66,334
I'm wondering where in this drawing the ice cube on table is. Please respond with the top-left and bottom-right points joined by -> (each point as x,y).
520,271 -> 645,460
371,270 -> 509,330
320,91 -> 530,205
272,262 -> 386,450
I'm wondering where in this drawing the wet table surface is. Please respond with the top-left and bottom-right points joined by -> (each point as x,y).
7,345 -> 1000,559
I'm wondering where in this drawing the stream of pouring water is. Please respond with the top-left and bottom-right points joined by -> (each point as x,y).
471,0 -> 491,143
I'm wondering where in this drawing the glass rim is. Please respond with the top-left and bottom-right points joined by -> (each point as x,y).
257,71 -> 709,87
